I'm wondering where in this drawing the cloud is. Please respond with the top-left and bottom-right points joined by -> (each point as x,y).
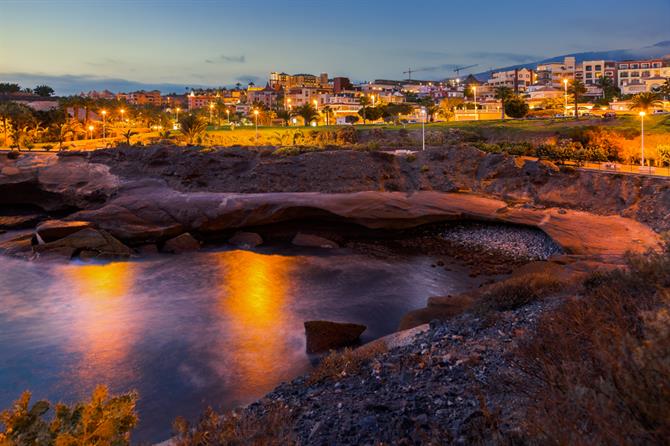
234,74 -> 263,85
205,54 -> 246,64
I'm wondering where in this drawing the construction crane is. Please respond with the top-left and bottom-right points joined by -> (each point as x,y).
403,67 -> 415,80
453,64 -> 478,77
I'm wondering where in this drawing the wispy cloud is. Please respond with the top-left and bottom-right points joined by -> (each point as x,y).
205,54 -> 246,64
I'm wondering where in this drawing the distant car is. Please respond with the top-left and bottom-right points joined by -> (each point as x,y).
603,112 -> 617,119
653,109 -> 669,115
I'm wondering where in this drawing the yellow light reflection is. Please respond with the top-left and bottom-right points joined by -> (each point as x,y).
60,262 -> 138,386
215,250 -> 302,400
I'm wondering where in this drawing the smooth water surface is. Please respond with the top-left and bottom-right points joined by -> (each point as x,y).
0,246 -> 479,443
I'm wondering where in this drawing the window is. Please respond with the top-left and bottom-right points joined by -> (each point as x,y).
585,65 -> 593,71
631,71 -> 640,77
586,73 -> 593,79
642,71 -> 650,77
595,65 -> 602,71
620,72 -> 629,78
641,63 -> 650,68
586,80 -> 593,84
631,64 -> 639,69
619,64 -> 628,69
652,62 -> 661,68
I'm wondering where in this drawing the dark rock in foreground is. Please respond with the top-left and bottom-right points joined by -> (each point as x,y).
162,232 -> 200,254
36,219 -> 94,243
304,320 -> 367,353
229,231 -> 263,248
292,233 -> 340,249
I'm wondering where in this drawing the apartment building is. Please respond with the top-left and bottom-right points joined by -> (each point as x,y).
579,60 -> 617,86
186,90 -> 242,111
116,90 -> 162,106
486,68 -> 534,93
535,57 -> 576,87
269,72 -> 330,89
617,59 -> 666,94
247,83 -> 280,108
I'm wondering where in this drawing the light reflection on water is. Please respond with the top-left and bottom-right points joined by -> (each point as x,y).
0,247 -> 480,443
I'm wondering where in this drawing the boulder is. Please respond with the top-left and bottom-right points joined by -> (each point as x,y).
304,320 -> 367,353
0,232 -> 35,259
162,232 -> 200,254
33,228 -> 132,259
229,231 -> 263,248
0,214 -> 44,229
292,232 -> 339,249
36,219 -> 94,243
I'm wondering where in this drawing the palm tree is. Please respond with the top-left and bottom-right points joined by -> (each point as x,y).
358,96 -> 371,123
275,109 -> 292,126
294,104 -> 318,126
57,121 -> 80,150
567,80 -> 587,119
494,86 -> 513,120
321,105 -> 334,126
629,92 -> 662,113
122,129 -> 138,145
596,76 -> 619,101
179,114 -> 208,145
655,78 -> 670,101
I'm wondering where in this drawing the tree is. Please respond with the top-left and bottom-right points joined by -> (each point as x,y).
358,96 -> 371,123
654,78 -> 670,101
567,80 -> 587,119
596,76 -> 620,102
494,86 -> 514,120
294,104 -> 318,126
0,101 -> 34,148
0,83 -> 21,94
121,129 -> 138,145
629,92 -> 662,113
504,96 -> 530,119
275,109 -> 292,126
344,115 -> 359,124
33,85 -> 55,97
321,105 -> 334,126
179,114 -> 208,144
437,97 -> 464,122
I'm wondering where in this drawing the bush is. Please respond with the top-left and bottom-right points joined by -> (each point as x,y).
173,402 -> 296,446
308,342 -> 388,385
0,385 -> 138,445
272,146 -> 326,156
42,144 -> 54,152
504,97 -> 530,119
336,126 -> 357,144
474,273 -> 563,314
517,245 -> 670,445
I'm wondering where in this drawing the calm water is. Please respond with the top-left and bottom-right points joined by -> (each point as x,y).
0,246 -> 479,443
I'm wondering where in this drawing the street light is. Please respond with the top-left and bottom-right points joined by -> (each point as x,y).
88,125 -> 94,140
226,108 -> 230,123
639,111 -> 646,170
209,102 -> 214,125
563,79 -> 569,117
253,109 -> 259,143
101,110 -> 107,140
120,108 -> 125,123
473,86 -> 478,121
420,107 -> 426,151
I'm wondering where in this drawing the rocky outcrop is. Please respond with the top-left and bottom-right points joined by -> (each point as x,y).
36,220 -> 94,243
304,320 -> 367,353
228,231 -> 263,248
0,214 -> 44,229
162,232 -> 200,254
292,232 -> 339,249
33,228 -> 132,260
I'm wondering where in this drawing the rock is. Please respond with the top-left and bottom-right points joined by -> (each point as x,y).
304,320 -> 366,353
0,232 -> 34,258
36,219 -> 94,243
292,233 -> 339,249
0,214 -> 44,229
33,228 -> 132,259
162,232 -> 200,253
137,243 -> 159,255
229,231 -> 263,248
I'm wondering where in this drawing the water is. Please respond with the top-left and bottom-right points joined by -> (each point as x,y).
0,246 -> 480,443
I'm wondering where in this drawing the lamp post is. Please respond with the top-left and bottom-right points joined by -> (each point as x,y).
101,110 -> 107,140
473,86 -> 478,121
421,107 -> 426,151
88,125 -> 94,140
639,111 -> 646,170
209,102 -> 214,126
120,108 -> 125,123
563,79 -> 569,117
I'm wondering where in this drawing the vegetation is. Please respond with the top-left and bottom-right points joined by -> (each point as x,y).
567,80 -> 587,119
494,86 -> 513,120
474,273 -> 563,314
179,114 -> 208,145
518,244 -> 670,445
0,385 -> 137,446
629,91 -> 663,113
294,104 -> 318,126
308,342 -> 388,385
503,96 -> 529,119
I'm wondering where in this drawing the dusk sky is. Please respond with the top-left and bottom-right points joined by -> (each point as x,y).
2,0 -> 669,94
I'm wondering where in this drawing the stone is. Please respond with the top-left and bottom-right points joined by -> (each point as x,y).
292,233 -> 339,249
137,243 -> 159,255
35,219 -> 94,243
229,231 -> 263,248
304,320 -> 367,353
0,232 -> 34,258
0,214 -> 44,229
33,228 -> 132,259
162,232 -> 200,253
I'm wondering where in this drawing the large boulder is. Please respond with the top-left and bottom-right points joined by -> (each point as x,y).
0,232 -> 34,259
304,320 -> 367,353
162,232 -> 200,254
292,232 -> 339,249
0,214 -> 44,229
36,219 -> 94,243
229,231 -> 263,248
33,228 -> 132,259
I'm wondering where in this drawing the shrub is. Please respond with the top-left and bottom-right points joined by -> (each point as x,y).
504,96 -> 530,118
173,402 -> 296,446
474,273 -> 563,314
336,126 -> 357,144
517,245 -> 670,445
0,385 -> 138,445
42,144 -> 53,152
272,146 -> 326,156
308,342 -> 388,385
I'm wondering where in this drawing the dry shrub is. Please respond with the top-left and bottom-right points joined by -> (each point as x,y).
475,273 -> 563,314
308,342 -> 388,385
173,402 -> 296,446
517,246 -> 670,445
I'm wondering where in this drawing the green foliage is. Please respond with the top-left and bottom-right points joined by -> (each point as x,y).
503,96 -> 529,119
179,114 -> 208,145
629,92 -> 662,112
0,385 -> 138,446
121,129 -> 138,146
344,115 -> 359,124
474,141 -> 536,156
0,83 -> 21,94
294,104 -> 318,126
271,146 -> 326,156
33,85 -> 55,97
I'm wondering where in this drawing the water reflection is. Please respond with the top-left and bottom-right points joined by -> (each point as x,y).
214,250 -> 304,401
58,262 -> 140,389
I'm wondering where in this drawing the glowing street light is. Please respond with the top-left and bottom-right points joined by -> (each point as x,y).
226,108 -> 230,123
370,94 -> 376,107
88,125 -> 94,140
639,111 -> 646,169
253,109 -> 259,143
563,79 -> 569,117
209,102 -> 214,125
120,108 -> 125,123
472,86 -> 478,121
101,110 -> 107,139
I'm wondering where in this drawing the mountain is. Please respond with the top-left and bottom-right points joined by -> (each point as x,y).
473,40 -> 670,80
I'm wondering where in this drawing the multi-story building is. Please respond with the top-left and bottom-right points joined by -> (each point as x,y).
116,90 -> 162,106
579,60 -> 617,86
247,83 -> 280,108
486,68 -> 534,93
269,72 -> 330,89
616,59 -> 666,94
333,77 -> 354,93
285,86 -> 331,108
535,57 -> 576,87
186,90 -> 242,111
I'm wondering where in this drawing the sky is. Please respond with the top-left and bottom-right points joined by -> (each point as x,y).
1,0 -> 669,94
